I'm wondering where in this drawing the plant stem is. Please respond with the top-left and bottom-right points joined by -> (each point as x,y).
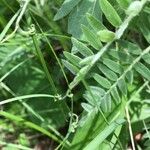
32,34 -> 58,94
125,106 -> 136,150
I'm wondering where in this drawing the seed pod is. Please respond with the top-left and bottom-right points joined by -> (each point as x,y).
97,30 -> 115,42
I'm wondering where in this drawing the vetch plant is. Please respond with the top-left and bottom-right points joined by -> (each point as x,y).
0,0 -> 150,149
55,0 -> 150,149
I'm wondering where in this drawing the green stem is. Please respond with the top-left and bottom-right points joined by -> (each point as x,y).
32,34 -> 58,94
125,106 -> 136,150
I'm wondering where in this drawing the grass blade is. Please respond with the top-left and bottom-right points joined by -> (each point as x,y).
83,119 -> 125,150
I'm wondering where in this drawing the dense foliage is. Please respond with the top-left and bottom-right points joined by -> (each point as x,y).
0,0 -> 150,149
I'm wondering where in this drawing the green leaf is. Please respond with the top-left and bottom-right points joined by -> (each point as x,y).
82,25 -> 102,50
111,87 -> 121,104
118,40 -> 142,55
108,49 -> 133,63
62,59 -> 79,75
54,0 -> 82,21
0,38 -> 30,68
99,0 -> 122,27
118,79 -> 127,96
97,63 -> 118,81
103,58 -> 123,74
68,0 -> 102,39
83,86 -> 105,105
101,93 -> 111,112
142,53 -> 150,64
105,125 -> 122,149
97,29 -> 115,42
83,119 -> 125,150
116,0 -> 131,9
93,73 -> 111,89
71,45 -> 78,54
126,70 -> 134,84
138,13 -> 150,43
63,51 -> 82,67
134,62 -> 150,81
81,103 -> 94,113
86,13 -> 106,31
0,10 -> 20,42
71,37 -> 94,57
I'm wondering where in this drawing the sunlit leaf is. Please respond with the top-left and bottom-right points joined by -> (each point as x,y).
93,73 -> 111,89
99,0 -> 122,27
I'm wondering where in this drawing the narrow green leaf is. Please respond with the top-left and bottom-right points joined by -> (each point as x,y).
0,61 -> 26,83
32,35 -> 57,94
108,49 -> 133,63
126,70 -> 134,84
83,119 -> 125,150
93,73 -> 111,89
144,6 -> 150,14
106,125 -> 123,149
62,59 -> 79,75
142,53 -> 150,64
97,63 -> 118,81
97,29 -> 115,42
71,45 -> 78,54
118,79 -> 127,96
54,0 -> 82,21
134,62 -> 150,81
0,10 -> 20,41
101,93 -> 111,112
118,40 -> 142,55
116,0 -> 131,9
83,86 -> 105,105
103,58 -> 123,74
138,13 -> 150,43
82,25 -> 102,50
86,13 -> 106,31
111,87 -> 121,104
81,103 -> 93,113
63,51 -> 82,67
71,37 -> 94,57
99,0 -> 122,27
